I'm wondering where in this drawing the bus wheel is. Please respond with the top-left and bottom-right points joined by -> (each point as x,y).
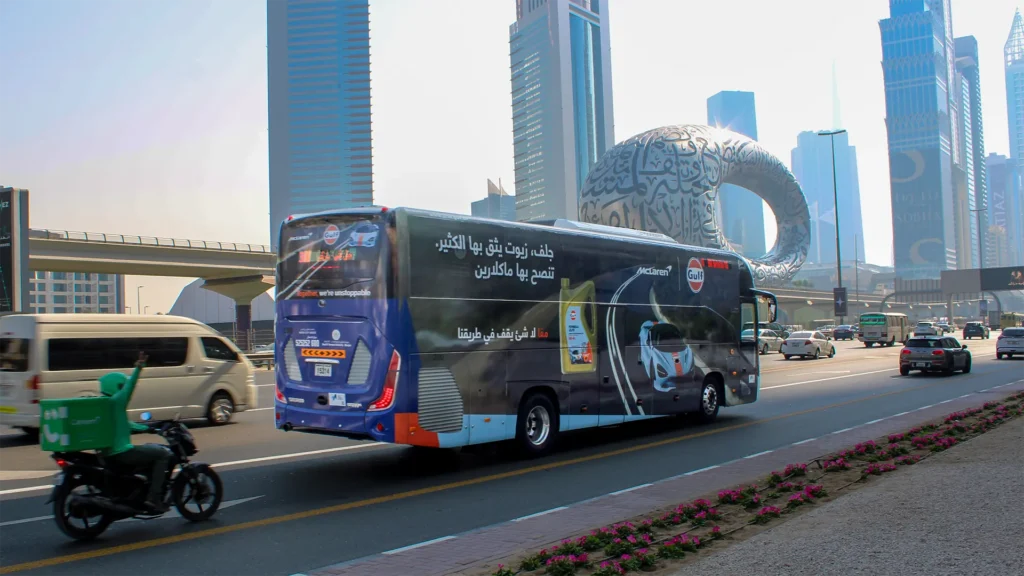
696,378 -> 721,423
516,393 -> 557,457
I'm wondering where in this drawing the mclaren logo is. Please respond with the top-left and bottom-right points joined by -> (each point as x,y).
300,349 -> 346,359
639,265 -> 672,277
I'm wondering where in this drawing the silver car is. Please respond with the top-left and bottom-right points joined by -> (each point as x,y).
996,327 -> 1024,360
742,329 -> 784,355
914,322 -> 939,336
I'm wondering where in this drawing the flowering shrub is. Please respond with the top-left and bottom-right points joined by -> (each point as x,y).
619,549 -> 657,572
823,458 -> 850,472
907,426 -> 923,435
783,463 -> 808,477
612,522 -> 636,537
636,519 -> 655,534
921,423 -> 938,432
520,549 -> 549,571
709,525 -> 722,539
887,432 -> 906,443
887,443 -> 910,455
656,537 -> 689,559
894,455 -> 920,466
775,481 -> 797,492
854,440 -> 879,454
863,463 -> 897,476
931,437 -> 957,452
675,504 -> 698,519
741,484 -> 760,496
544,554 -> 589,576
786,492 -> 813,508
551,539 -> 584,557
691,498 -> 713,512
911,434 -> 938,449
743,493 -> 764,509
983,401 -> 1000,410
492,564 -> 516,576
653,512 -> 684,528
766,471 -> 784,484
717,489 -> 744,504
803,484 -> 827,498
690,510 -> 709,527
592,561 -> 626,576
603,537 -> 635,558
752,506 -> 782,524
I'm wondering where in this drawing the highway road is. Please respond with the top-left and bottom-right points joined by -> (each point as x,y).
1,337 -> 1021,575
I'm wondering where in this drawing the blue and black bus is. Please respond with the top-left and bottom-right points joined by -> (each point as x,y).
274,207 -> 777,455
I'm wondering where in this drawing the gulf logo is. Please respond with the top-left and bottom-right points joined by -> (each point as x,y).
323,224 -> 341,246
686,257 -> 705,293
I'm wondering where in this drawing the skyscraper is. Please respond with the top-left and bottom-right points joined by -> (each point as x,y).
879,0 -> 959,279
267,0 -> 374,249
29,272 -> 125,314
954,36 -> 987,269
1005,10 -> 1024,174
791,131 -> 864,266
986,153 -> 1024,266
509,0 -> 615,223
706,91 -> 766,257
471,179 -> 517,221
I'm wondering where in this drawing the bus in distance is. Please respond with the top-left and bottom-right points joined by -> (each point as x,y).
273,207 -> 778,455
858,312 -> 910,347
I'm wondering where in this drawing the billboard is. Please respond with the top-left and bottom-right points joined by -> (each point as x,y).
980,266 -> 1024,292
0,187 -> 30,313
889,147 -> 953,278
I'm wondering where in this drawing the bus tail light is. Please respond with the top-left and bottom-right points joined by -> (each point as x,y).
27,375 -> 40,404
275,387 -> 286,403
369,350 -> 401,411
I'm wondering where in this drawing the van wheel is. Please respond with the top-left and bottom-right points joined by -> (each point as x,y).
515,392 -> 558,457
696,377 -> 721,423
206,392 -> 234,425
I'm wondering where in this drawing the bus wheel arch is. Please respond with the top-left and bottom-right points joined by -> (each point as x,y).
514,386 -> 560,457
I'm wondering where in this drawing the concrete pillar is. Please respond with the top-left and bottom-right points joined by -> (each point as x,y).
200,275 -> 275,352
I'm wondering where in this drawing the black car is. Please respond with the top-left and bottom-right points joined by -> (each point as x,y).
962,322 -> 990,340
833,325 -> 855,340
899,336 -> 971,375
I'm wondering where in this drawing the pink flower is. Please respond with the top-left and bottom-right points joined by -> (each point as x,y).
711,526 -> 721,534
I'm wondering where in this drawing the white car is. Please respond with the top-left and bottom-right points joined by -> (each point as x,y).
639,321 -> 694,392
914,322 -> 939,336
742,329 -> 784,355
996,327 -> 1024,359
781,330 -> 836,360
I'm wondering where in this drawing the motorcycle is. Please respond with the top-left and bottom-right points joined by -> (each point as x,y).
47,412 -> 223,541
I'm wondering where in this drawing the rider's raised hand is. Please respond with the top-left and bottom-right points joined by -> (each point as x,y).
136,352 -> 149,367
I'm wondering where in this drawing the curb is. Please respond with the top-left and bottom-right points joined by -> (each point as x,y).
300,381 -> 1024,576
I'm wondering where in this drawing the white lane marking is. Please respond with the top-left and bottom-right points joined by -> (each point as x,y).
959,394 -> 972,398
916,404 -> 936,411
761,368 -> 896,391
0,443 -> 384,496
791,437 -> 817,445
864,418 -> 885,425
248,407 -> 274,412
684,464 -> 719,476
811,371 -> 852,374
0,496 -> 264,527
610,483 -> 652,496
832,427 -> 856,434
382,535 -> 455,555
937,399 -> 954,404
744,450 -> 774,459
512,506 -> 568,522
891,411 -> 910,417
255,384 -> 276,388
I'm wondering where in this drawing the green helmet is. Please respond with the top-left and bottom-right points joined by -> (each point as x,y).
99,373 -> 128,397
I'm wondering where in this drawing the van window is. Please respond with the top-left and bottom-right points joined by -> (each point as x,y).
47,337 -> 189,371
201,337 -> 239,362
1,338 -> 30,372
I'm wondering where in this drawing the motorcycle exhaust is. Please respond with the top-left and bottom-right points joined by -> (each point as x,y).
69,494 -> 140,517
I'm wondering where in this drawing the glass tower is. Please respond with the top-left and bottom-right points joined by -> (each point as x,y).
471,180 -> 517,222
509,0 -> 615,222
707,90 -> 766,258
267,0 -> 374,249
791,131 -> 864,267
954,36 -> 987,269
879,0 -> 958,279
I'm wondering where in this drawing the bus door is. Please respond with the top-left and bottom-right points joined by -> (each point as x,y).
736,296 -> 759,381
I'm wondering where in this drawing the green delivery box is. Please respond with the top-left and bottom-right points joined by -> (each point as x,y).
39,397 -> 117,452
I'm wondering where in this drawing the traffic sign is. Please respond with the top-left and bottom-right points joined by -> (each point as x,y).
833,287 -> 848,317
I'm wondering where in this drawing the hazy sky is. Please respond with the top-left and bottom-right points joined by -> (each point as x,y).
0,0 -> 1018,313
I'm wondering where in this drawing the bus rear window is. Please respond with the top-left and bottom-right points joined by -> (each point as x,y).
861,315 -> 886,325
278,217 -> 384,299
1,338 -> 30,372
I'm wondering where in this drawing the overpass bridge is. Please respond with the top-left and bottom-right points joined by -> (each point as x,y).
28,228 -> 277,349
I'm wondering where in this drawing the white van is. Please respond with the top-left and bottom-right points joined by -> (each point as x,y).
0,313 -> 257,436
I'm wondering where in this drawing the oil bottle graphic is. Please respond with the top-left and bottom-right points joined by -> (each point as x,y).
559,278 -> 597,374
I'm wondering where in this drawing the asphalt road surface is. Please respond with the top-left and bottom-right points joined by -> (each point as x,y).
1,337 -> 1020,575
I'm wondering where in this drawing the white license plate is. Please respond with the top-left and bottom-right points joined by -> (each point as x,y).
1008,341 -> 1022,346
913,362 -> 928,368
314,364 -> 332,377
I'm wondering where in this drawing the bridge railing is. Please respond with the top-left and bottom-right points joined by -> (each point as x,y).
30,228 -> 273,253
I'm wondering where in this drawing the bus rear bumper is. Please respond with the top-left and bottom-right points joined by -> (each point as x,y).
275,404 -> 394,443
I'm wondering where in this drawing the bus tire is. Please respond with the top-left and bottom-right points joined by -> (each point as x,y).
516,392 -> 558,457
695,377 -> 721,423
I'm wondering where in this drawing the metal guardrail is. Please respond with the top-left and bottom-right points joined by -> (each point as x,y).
30,228 -> 273,253
246,351 -> 275,369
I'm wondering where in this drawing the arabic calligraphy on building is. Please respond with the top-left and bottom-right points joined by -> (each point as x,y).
436,233 -> 557,285
457,326 -> 550,344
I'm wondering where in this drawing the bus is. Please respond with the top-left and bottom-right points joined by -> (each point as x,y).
1001,312 -> 1024,329
273,207 -> 778,456
857,312 -> 910,347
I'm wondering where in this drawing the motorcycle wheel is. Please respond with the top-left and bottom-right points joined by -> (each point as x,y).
172,464 -> 223,522
53,475 -> 113,541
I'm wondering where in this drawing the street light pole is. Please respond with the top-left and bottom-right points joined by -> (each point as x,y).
137,285 -> 144,316
819,129 -> 847,324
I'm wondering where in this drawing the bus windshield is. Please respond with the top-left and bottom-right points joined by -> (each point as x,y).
860,314 -> 887,326
278,216 -> 384,300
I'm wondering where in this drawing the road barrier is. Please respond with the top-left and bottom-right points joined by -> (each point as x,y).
246,351 -> 274,369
